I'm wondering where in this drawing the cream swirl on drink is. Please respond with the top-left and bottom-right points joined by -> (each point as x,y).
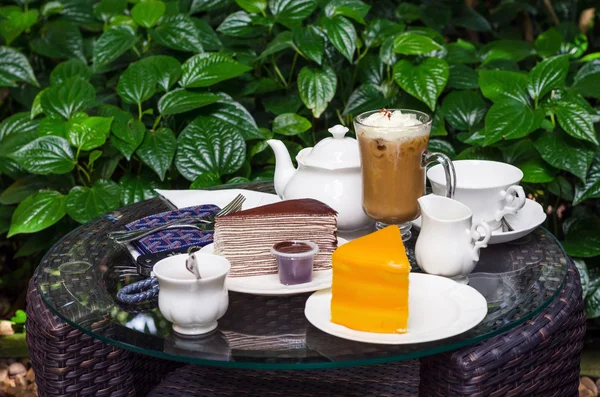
357,109 -> 429,141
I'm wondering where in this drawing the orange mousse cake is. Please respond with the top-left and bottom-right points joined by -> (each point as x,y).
331,226 -> 410,333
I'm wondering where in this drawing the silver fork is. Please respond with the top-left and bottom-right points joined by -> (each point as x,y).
109,194 -> 245,244
109,194 -> 245,243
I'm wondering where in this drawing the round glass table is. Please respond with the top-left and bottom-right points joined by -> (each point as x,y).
36,182 -> 569,370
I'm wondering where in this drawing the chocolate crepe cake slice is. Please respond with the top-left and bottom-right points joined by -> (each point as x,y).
214,199 -> 338,277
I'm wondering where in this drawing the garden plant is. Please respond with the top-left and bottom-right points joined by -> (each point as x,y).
0,0 -> 599,323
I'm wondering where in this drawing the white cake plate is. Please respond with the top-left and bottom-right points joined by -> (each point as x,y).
411,198 -> 546,245
304,273 -> 487,345
200,237 -> 348,296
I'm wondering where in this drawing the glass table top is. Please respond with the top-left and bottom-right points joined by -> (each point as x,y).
36,182 -> 569,369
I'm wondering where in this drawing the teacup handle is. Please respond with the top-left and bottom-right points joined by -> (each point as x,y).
423,151 -> 456,198
470,221 -> 491,261
494,185 -> 526,221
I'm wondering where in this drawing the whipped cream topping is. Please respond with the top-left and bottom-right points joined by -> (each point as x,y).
361,110 -> 423,127
356,109 -> 429,141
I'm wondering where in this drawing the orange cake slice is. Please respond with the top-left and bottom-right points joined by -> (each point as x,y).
331,226 -> 410,333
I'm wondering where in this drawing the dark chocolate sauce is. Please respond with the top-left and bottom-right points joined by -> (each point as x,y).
273,241 -> 313,254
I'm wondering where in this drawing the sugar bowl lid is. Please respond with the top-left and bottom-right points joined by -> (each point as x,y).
301,125 -> 360,170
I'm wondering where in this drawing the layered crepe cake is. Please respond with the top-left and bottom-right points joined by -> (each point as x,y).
213,199 -> 338,277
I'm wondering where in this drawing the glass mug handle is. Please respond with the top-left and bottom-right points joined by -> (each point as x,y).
422,151 -> 456,198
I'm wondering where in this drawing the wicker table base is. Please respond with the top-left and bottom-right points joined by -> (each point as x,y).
26,274 -> 181,397
146,361 -> 420,397
420,261 -> 585,397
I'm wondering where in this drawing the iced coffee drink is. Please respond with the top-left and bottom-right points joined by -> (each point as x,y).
354,109 -> 455,240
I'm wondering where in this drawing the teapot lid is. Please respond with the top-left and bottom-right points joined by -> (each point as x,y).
301,125 -> 360,170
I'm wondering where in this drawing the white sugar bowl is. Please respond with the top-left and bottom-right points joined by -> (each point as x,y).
153,253 -> 230,335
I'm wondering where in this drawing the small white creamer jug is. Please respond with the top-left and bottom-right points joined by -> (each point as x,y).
415,194 -> 491,284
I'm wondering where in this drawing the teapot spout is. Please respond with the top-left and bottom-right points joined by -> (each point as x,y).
267,139 -> 297,198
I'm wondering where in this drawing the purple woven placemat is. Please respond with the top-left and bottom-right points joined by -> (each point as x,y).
124,204 -> 220,255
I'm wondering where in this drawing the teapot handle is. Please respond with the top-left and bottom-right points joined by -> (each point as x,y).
469,221 -> 491,261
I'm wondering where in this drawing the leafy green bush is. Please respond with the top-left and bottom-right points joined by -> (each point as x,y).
0,0 -> 599,314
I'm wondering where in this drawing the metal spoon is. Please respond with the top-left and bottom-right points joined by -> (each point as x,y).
501,217 -> 514,232
185,246 -> 202,279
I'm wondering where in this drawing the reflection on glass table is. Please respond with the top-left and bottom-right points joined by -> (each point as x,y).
36,182 -> 569,369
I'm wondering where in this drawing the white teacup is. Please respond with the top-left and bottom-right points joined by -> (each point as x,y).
154,253 -> 230,336
427,160 -> 526,231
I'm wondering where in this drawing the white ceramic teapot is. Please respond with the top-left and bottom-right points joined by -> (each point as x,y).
267,125 -> 373,232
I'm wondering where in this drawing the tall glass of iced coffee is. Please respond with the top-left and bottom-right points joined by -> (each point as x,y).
354,109 -> 456,241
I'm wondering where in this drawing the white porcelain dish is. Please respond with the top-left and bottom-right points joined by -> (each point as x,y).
201,237 -> 348,296
412,198 -> 546,245
155,188 -> 281,212
304,273 -> 488,345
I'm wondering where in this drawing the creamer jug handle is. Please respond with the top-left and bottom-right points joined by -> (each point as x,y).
469,221 -> 492,261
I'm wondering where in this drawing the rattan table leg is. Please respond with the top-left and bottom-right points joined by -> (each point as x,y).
146,361 -> 420,396
419,261 -> 585,397
26,272 -> 179,397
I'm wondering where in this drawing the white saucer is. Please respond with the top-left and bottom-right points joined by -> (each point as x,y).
411,198 -> 546,245
155,188 -> 281,212
304,273 -> 487,344
200,237 -> 348,296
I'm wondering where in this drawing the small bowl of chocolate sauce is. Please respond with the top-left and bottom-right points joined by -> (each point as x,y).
271,241 -> 319,286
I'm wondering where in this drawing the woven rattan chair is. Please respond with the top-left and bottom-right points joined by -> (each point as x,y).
420,260 -> 585,397
147,360 -> 420,397
26,273 -> 179,397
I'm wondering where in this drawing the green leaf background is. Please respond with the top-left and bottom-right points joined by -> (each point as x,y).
1,0 -> 600,319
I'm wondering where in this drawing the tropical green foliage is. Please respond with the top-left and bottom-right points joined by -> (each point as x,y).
0,0 -> 599,315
